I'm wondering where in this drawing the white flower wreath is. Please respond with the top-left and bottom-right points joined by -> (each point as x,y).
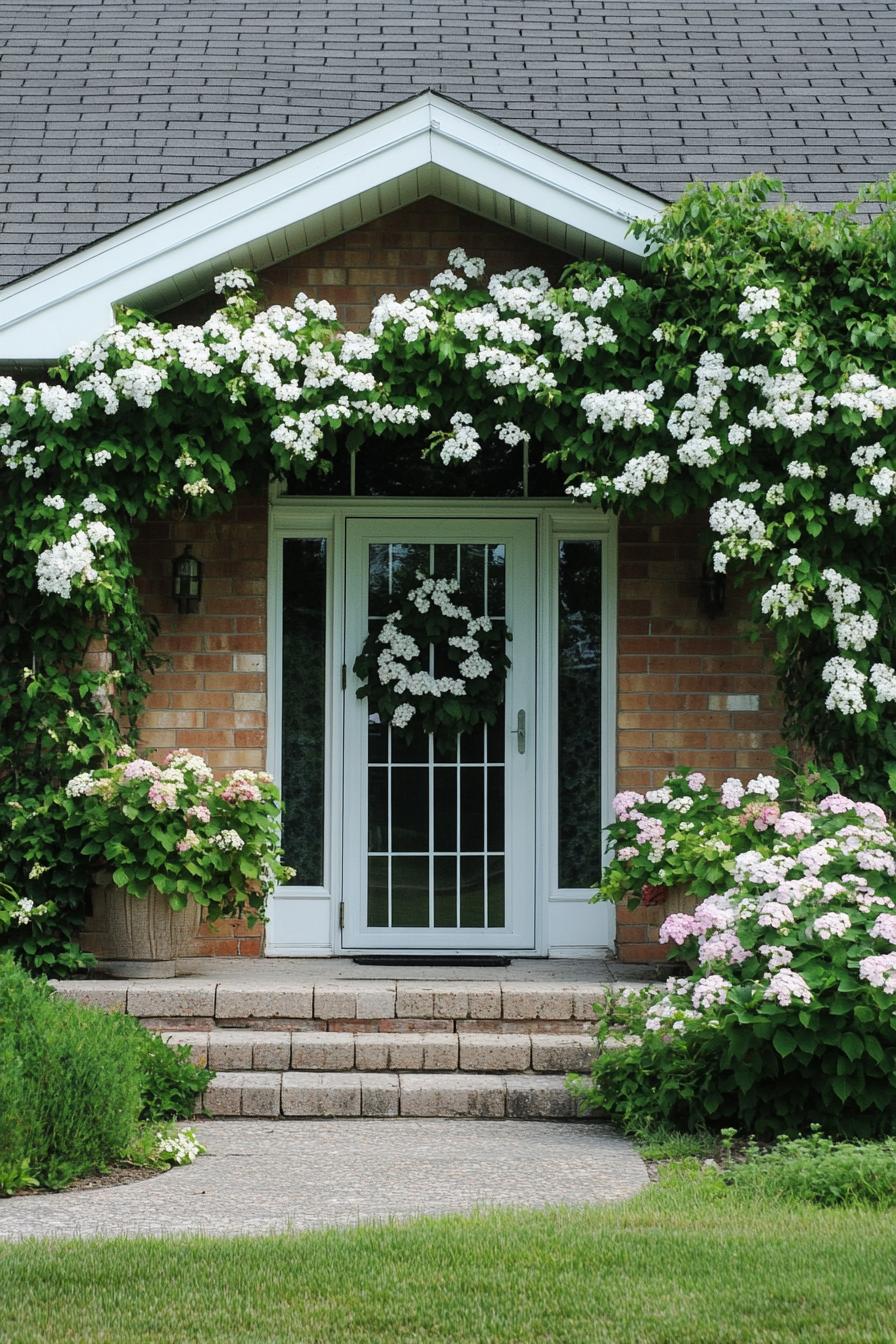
353,571 -> 511,744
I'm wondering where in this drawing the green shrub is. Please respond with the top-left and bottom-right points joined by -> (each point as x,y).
0,954 -> 213,1191
725,1130 -> 896,1208
131,1025 -> 213,1121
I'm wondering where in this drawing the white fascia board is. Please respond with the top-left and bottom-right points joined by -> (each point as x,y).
429,101 -> 661,250
0,93 -> 662,361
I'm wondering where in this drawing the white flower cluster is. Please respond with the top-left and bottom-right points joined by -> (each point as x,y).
668,351 -> 731,465
369,289 -> 438,342
155,1127 -> 205,1164
761,582 -> 807,620
830,371 -> 896,421
581,381 -> 664,433
708,497 -> 769,571
35,520 -> 117,599
737,285 -> 781,324
821,656 -> 867,715
441,411 -> 481,464
214,269 -> 254,294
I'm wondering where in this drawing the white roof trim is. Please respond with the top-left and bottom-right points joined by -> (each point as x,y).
0,93 -> 662,361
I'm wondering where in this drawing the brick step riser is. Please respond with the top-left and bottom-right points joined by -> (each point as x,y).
165,1029 -> 595,1075
200,1071 -> 587,1121
53,983 -> 603,1028
146,1017 -> 595,1034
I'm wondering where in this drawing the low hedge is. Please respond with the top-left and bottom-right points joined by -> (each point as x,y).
0,953 -> 211,1191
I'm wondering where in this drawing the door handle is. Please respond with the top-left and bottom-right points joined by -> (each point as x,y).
510,709 -> 526,755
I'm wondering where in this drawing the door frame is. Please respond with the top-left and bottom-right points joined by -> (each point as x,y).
266,496 -> 618,957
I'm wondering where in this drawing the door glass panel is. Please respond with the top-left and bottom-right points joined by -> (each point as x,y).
281,538 -> 327,885
364,539 -> 508,931
558,539 -> 603,888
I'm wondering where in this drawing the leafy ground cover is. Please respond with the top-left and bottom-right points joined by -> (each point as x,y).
2,1172 -> 894,1344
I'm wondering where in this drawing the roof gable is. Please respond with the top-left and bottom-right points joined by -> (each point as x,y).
0,94 -> 662,361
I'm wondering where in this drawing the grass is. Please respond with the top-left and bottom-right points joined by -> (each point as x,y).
2,1171 -> 896,1343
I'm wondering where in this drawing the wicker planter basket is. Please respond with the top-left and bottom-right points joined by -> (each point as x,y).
89,874 -> 203,978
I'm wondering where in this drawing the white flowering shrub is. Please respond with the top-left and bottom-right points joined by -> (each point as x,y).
3,176 -> 896,966
352,571 -> 510,747
65,748 -> 294,924
571,773 -> 896,1135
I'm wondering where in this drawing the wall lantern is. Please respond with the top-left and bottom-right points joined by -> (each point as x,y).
698,556 -> 726,620
172,544 -> 203,614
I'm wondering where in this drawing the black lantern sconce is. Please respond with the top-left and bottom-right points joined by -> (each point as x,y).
698,555 -> 726,620
172,544 -> 203,614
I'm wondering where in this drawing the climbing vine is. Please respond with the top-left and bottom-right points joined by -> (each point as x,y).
2,174 -> 896,965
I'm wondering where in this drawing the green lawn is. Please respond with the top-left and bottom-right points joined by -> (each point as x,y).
2,1174 -> 895,1344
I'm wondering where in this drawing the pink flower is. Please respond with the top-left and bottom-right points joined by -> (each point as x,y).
177,829 -> 200,853
122,758 -> 161,781
658,913 -> 700,945
635,816 -> 665,846
757,901 -> 795,930
616,846 -> 638,861
817,793 -> 853,815
812,912 -> 851,940
686,771 -> 706,791
720,778 -> 744,810
773,811 -> 813,839
870,913 -> 896,944
859,952 -> 896,994
738,801 -> 780,831
855,800 -> 888,828
699,930 -> 749,965
763,969 -> 812,1007
692,974 -> 730,1010
187,804 -> 211,824
220,779 -> 262,804
147,781 -> 178,810
612,790 -> 644,821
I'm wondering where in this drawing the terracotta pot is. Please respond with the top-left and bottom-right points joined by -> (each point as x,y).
89,874 -> 203,978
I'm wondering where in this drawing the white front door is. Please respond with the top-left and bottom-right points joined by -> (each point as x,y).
341,518 -> 537,950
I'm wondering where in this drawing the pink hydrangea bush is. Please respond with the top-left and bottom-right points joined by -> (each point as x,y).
573,774 -> 896,1135
63,748 -> 294,924
600,766 -> 789,910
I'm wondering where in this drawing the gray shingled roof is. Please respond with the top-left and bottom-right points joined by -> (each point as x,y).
2,2 -> 895,287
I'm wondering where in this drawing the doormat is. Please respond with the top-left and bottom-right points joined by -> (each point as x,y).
352,955 -> 512,967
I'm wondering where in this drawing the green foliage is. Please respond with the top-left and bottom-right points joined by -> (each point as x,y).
0,953 -> 143,1188
3,176 -> 896,969
131,1027 -> 213,1122
569,980 -> 896,1139
0,954 -> 212,1191
0,878 -> 95,978
724,1128 -> 896,1208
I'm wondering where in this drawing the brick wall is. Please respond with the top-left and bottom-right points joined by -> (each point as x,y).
126,197 -> 782,961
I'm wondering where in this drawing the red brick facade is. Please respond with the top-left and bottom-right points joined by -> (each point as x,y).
129,198 -> 781,960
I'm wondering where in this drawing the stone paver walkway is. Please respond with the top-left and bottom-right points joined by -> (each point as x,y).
0,1120 -> 648,1241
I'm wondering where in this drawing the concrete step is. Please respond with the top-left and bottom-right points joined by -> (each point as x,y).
51,978 -> 605,1030
200,1071 -> 582,1120
166,1028 -> 595,1074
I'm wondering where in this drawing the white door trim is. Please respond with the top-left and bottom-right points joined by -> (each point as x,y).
266,496 -> 617,957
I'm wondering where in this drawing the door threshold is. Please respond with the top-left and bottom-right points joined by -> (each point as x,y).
352,955 -> 512,968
